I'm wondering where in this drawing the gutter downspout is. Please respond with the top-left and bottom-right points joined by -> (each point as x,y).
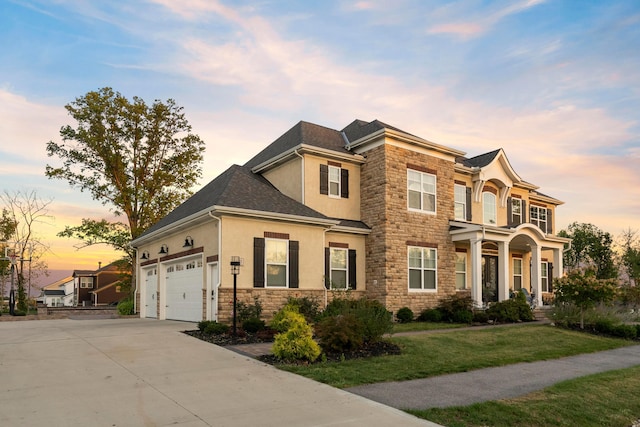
294,149 -> 305,204
322,226 -> 331,308
208,212 -> 223,321
132,246 -> 139,314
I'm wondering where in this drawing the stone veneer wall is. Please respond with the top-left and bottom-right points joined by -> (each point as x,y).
216,288 -> 365,323
361,143 -> 458,315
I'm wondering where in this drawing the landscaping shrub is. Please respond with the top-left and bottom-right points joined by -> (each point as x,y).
486,293 -> 533,323
271,302 -> 302,332
285,296 -> 321,324
472,310 -> 489,324
611,324 -> 637,339
236,296 -> 263,324
271,309 -> 320,362
437,294 -> 473,323
315,313 -> 364,353
198,320 -> 211,332
204,321 -> 230,335
319,296 -> 393,343
396,307 -> 414,323
418,308 -> 443,322
452,309 -> 474,324
117,299 -> 134,316
242,317 -> 266,334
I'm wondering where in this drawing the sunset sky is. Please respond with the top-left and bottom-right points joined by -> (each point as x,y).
1,0 -> 639,276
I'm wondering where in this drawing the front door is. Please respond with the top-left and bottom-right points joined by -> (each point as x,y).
482,255 -> 498,303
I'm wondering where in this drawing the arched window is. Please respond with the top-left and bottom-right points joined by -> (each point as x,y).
483,192 -> 497,225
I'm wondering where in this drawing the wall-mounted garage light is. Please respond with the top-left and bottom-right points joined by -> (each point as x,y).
159,244 -> 168,255
183,236 -> 194,248
140,251 -> 149,260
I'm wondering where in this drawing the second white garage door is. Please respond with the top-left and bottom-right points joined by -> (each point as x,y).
165,258 -> 203,322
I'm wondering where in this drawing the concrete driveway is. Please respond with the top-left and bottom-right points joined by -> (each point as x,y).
0,318 -> 436,426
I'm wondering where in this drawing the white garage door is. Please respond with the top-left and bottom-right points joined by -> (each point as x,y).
144,268 -> 157,318
165,258 -> 203,322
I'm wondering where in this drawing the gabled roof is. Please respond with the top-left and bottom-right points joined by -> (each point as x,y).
341,119 -> 417,143
457,149 -> 502,168
137,165 -> 331,240
244,121 -> 351,169
43,276 -> 73,290
73,261 -> 124,277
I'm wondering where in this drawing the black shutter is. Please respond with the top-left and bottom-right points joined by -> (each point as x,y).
507,197 -> 513,227
546,209 -> 553,234
289,241 -> 299,288
466,187 -> 472,221
320,164 -> 328,195
324,248 -> 330,289
548,263 -> 554,293
253,238 -> 265,288
522,200 -> 527,223
341,168 -> 349,199
348,249 -> 357,289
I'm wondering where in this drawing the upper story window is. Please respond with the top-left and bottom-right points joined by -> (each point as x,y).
454,184 -> 467,221
408,169 -> 436,213
408,246 -> 437,291
530,205 -> 547,232
511,197 -> 523,225
80,277 -> 93,288
483,192 -> 497,225
320,163 -> 349,198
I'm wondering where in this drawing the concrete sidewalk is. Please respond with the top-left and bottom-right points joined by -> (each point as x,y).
0,318 -> 436,426
347,344 -> 640,410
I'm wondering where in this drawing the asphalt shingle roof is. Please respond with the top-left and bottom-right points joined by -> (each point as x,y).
341,119 -> 416,143
139,165 -> 330,239
457,148 -> 501,168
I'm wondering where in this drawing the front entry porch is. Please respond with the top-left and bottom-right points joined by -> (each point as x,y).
450,221 -> 569,308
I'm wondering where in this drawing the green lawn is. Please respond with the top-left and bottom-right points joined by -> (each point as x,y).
410,366 -> 640,427
391,321 -> 466,333
280,324 -> 635,388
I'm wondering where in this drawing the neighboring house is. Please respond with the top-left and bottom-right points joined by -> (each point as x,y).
131,119 -> 570,323
40,276 -> 74,307
73,262 -> 127,306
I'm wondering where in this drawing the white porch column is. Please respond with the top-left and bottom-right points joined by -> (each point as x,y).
553,246 -> 564,279
498,241 -> 510,301
530,244 -> 542,307
470,239 -> 483,307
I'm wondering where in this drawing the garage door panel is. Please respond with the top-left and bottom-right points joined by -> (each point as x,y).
165,260 -> 203,322
145,268 -> 157,319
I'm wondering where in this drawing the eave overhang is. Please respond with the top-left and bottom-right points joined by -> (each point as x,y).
251,144 -> 365,174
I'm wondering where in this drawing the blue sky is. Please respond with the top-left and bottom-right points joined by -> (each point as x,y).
1,0 -> 639,271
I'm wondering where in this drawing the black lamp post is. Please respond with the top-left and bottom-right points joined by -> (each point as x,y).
230,256 -> 242,337
9,263 -> 15,316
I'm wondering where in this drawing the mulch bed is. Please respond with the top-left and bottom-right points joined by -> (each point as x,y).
183,329 -> 402,364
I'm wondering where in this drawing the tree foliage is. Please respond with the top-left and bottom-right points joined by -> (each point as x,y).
553,270 -> 618,329
45,87 -> 205,240
558,222 -> 617,279
617,228 -> 640,287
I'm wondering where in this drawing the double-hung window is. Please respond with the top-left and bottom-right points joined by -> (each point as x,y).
530,206 -> 547,232
408,246 -> 437,290
483,192 -> 497,225
80,277 -> 93,289
511,198 -> 523,224
408,169 -> 436,213
328,165 -> 341,197
455,252 -> 467,290
329,248 -> 348,289
513,258 -> 523,290
541,261 -> 549,292
454,184 -> 467,221
266,239 -> 288,287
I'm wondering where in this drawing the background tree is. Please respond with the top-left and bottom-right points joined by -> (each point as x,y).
1,208 -> 18,312
46,87 -> 205,241
0,190 -> 51,312
558,222 -> 617,279
617,228 -> 640,287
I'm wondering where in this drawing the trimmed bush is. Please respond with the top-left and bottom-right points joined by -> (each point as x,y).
117,299 -> 134,316
315,314 -> 364,353
472,310 -> 489,324
611,324 -> 637,339
438,294 -> 473,323
236,296 -> 263,324
486,293 -> 533,323
396,307 -> 414,323
285,296 -> 321,324
204,321 -> 230,335
271,303 -> 302,333
418,308 -> 443,322
271,309 -> 320,362
242,317 -> 266,334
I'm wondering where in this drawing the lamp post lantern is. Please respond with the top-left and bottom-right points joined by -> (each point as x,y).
230,256 -> 243,337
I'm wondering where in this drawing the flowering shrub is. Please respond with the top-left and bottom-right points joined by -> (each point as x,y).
553,270 -> 618,329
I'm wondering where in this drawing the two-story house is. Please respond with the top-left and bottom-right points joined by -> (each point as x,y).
131,119 -> 569,322
73,262 -> 127,306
